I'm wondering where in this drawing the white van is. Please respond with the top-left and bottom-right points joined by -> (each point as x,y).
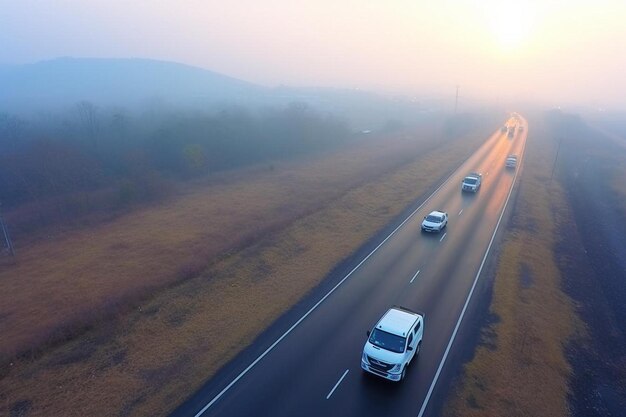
361,306 -> 424,381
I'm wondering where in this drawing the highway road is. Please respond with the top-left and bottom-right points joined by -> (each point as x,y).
172,116 -> 528,417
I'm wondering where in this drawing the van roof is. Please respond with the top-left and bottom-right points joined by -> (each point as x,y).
376,307 -> 421,337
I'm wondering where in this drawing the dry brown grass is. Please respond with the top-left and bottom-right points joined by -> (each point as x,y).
0,129 -> 437,362
444,118 -> 583,417
0,123 -> 495,416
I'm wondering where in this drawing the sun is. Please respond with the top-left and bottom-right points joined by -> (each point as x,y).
492,18 -> 527,48
487,1 -> 534,50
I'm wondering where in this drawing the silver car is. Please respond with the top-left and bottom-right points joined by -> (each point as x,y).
506,155 -> 518,168
421,210 -> 448,233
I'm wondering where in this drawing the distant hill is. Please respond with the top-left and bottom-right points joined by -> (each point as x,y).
0,57 -> 265,111
0,57 -> 439,130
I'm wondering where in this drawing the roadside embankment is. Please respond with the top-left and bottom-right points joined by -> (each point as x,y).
444,112 -> 582,417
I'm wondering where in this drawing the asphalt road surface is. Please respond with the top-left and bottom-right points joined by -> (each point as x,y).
172,116 -> 528,417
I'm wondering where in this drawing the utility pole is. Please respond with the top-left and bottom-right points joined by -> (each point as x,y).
551,137 -> 563,180
0,203 -> 15,257
454,85 -> 460,114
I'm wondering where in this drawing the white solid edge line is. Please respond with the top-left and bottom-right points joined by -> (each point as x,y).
416,121 -> 527,417
193,133 -> 495,417
410,269 -> 421,284
439,232 -> 447,242
193,161 -> 454,416
326,369 -> 350,400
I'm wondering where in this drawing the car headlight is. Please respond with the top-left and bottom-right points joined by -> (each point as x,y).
390,364 -> 402,372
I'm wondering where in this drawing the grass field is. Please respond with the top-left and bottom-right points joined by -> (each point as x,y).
0,118 -> 498,417
0,127 -> 441,362
443,115 -> 583,416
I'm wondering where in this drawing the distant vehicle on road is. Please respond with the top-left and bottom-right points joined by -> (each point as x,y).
518,125 -> 524,132
507,126 -> 515,138
506,155 -> 518,168
461,172 -> 482,192
361,306 -> 424,382
421,210 -> 448,232
500,126 -> 508,133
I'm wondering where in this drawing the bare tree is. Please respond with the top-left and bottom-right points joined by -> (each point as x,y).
75,101 -> 100,147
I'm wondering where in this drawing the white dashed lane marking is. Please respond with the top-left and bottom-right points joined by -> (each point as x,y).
326,369 -> 349,400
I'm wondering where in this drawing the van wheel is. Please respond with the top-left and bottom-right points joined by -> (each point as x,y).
416,341 -> 422,356
401,366 -> 406,381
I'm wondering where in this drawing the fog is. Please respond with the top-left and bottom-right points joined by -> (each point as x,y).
4,4 -> 626,416
4,0 -> 624,235
2,0 -> 624,227
0,102 -> 351,214
2,0 -> 626,109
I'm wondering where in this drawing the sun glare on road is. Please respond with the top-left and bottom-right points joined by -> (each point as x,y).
486,1 -> 535,50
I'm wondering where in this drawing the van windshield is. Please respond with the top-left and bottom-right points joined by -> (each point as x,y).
369,328 -> 406,353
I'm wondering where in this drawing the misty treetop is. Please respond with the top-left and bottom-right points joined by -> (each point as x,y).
0,102 -> 350,211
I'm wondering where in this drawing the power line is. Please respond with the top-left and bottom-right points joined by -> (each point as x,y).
0,203 -> 15,257
551,137 -> 563,180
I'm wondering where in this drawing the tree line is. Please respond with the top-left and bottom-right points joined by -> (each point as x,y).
0,102 -> 350,208
0,102 -> 350,235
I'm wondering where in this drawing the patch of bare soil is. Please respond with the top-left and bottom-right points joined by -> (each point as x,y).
556,116 -> 626,416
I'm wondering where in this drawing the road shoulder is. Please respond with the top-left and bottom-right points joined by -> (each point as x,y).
442,112 -> 582,417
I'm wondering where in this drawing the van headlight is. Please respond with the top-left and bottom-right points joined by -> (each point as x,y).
390,364 -> 402,372
362,352 -> 369,364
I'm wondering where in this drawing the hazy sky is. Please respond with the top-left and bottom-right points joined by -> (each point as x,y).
2,0 -> 626,108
